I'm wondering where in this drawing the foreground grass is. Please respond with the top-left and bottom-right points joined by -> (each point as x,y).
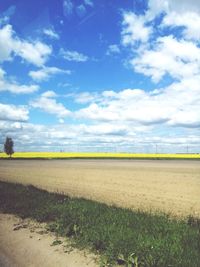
0,151 -> 200,159
0,181 -> 199,267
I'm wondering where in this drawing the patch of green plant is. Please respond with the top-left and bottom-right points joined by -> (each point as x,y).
0,181 -> 200,267
51,239 -> 62,246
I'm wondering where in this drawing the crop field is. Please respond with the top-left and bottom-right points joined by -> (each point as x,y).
0,151 -> 200,159
0,159 -> 199,217
0,159 -> 200,266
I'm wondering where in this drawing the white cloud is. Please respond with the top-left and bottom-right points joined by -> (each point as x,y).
131,36 -> 200,82
106,44 -> 120,55
0,103 -> 29,122
60,48 -> 88,62
63,0 -> 93,19
0,81 -> 39,94
63,0 -> 73,17
147,0 -> 200,41
29,66 -> 71,82
122,12 -> 152,46
16,41 -> 51,66
84,0 -> 93,7
1,120 -> 199,153
83,123 -> 128,136
0,24 -> 52,66
74,92 -> 98,104
75,80 -> 200,128
43,28 -> 59,40
162,12 -> 200,41
0,68 -> 5,79
41,90 -> 57,98
30,91 -> 71,118
0,24 -> 14,62
121,1 -> 200,87
148,0 -> 200,18
0,67 -> 39,94
1,1 -> 200,153
59,118 -> 65,124
168,109 -> 200,128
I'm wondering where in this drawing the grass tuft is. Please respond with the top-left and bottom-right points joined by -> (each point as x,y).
0,181 -> 199,267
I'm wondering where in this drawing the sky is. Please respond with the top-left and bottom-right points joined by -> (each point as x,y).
0,0 -> 200,153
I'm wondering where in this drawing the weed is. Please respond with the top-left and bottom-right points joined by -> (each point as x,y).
51,240 -> 62,246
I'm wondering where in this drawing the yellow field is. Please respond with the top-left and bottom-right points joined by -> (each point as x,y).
0,152 -> 200,159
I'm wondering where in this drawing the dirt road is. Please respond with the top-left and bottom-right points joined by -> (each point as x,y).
0,159 -> 199,217
0,214 -> 97,267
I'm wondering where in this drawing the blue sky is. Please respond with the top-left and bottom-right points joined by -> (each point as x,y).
0,0 -> 200,152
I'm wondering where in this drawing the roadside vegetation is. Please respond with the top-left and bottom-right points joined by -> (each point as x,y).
0,181 -> 199,267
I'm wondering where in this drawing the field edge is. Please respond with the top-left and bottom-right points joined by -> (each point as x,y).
0,181 -> 200,267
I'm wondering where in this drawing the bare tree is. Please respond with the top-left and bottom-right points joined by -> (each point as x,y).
4,137 -> 14,158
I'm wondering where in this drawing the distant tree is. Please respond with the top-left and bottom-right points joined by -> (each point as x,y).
4,137 -> 14,158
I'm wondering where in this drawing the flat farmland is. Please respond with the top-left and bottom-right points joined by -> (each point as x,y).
0,159 -> 199,217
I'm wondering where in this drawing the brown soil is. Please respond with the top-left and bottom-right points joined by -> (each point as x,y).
0,159 -> 200,217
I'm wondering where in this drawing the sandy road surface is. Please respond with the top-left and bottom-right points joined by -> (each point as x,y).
0,159 -> 200,217
0,214 -> 97,267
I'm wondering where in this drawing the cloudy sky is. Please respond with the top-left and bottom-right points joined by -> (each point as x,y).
0,0 -> 200,153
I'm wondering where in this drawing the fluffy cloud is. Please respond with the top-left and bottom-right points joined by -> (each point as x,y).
16,41 -> 51,66
147,0 -> 200,41
63,0 -> 73,17
0,67 -> 39,94
84,0 -> 93,7
162,12 -> 200,41
121,1 -> 200,82
0,103 -> 29,121
43,28 -> 59,40
60,48 -> 88,62
41,91 -> 57,98
82,123 -> 129,136
106,44 -> 120,55
0,81 -> 38,94
75,80 -> 200,128
29,66 -> 71,82
148,0 -> 200,18
73,92 -> 99,104
120,1 -> 200,133
0,24 -> 52,66
0,68 -> 5,79
63,0 -> 93,19
1,1 -> 200,153
30,91 -> 71,118
122,12 -> 152,46
0,120 -> 199,153
132,36 -> 200,82
0,24 -> 14,62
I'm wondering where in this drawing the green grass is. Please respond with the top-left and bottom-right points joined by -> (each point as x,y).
0,181 -> 199,267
